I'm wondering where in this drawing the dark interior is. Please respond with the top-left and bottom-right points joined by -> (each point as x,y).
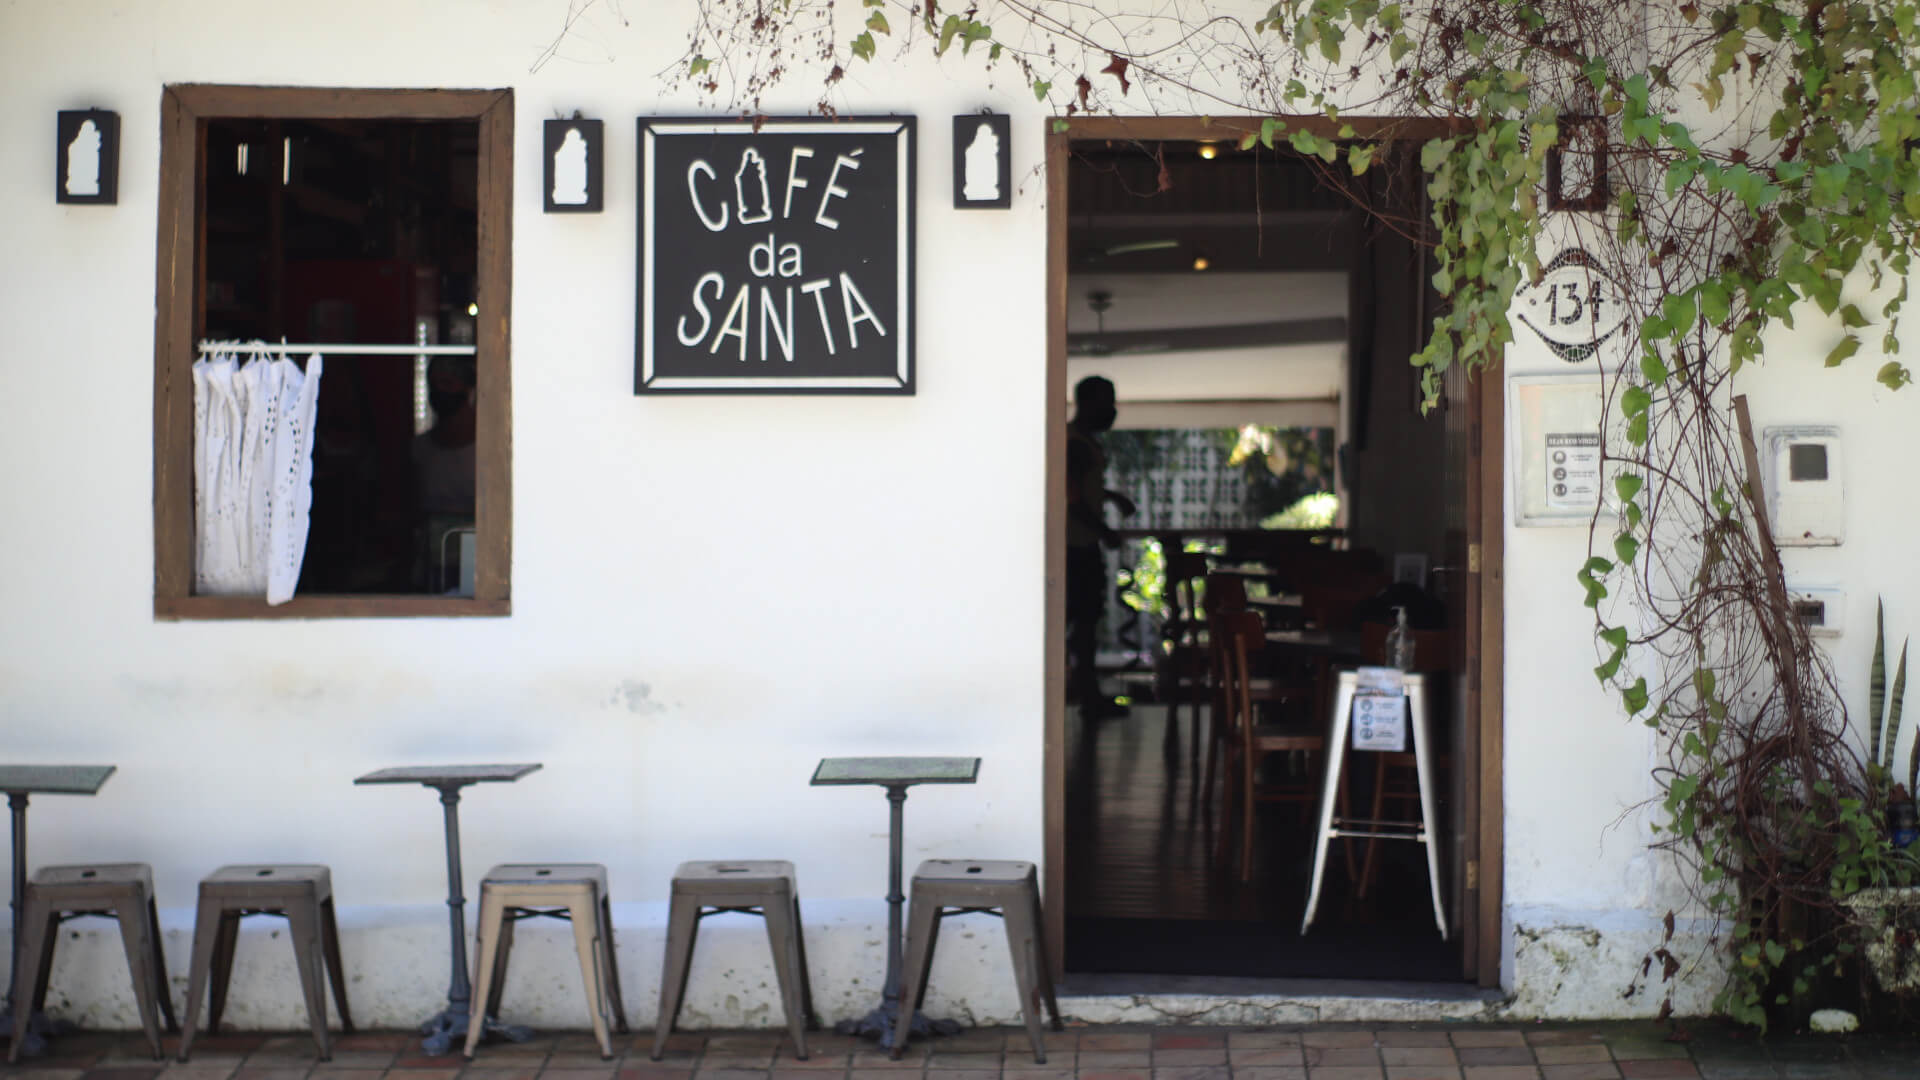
1063,137 -> 1467,983
199,118 -> 479,595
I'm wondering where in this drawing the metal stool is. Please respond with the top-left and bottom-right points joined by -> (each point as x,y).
1300,670 -> 1447,939
177,864 -> 353,1062
466,864 -> 628,1060
9,863 -> 178,1062
652,860 -> 816,1060
891,859 -> 1060,1062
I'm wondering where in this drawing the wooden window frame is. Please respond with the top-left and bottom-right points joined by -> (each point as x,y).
152,85 -> 513,619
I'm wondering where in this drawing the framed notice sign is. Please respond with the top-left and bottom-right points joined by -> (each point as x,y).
1509,373 -> 1611,526
638,116 -> 916,393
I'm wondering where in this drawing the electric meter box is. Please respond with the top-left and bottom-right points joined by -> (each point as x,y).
1786,586 -> 1846,637
1765,425 -> 1843,546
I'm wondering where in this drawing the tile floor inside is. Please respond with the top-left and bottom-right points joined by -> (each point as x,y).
2,1023 -> 1915,1080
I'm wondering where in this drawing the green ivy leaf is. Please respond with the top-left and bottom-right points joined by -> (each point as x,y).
1622,385 -> 1653,417
1878,362 -> 1914,390
1615,534 -> 1641,565
1616,474 -> 1644,502
1032,79 -> 1052,102
1825,335 -> 1861,367
851,30 -> 876,61
867,10 -> 890,33
1624,677 -> 1650,714
689,55 -> 710,77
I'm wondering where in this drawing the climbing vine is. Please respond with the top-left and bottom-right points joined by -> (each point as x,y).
556,0 -> 1920,1026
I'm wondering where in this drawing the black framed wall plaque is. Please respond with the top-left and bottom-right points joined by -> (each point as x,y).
637,116 -> 915,393
544,118 -> 603,213
56,109 -> 118,205
952,113 -> 1010,209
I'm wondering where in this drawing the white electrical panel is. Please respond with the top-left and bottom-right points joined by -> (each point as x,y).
1765,425 -> 1844,546
1787,586 -> 1847,637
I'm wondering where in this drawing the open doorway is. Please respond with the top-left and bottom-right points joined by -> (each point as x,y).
1043,119 -> 1503,988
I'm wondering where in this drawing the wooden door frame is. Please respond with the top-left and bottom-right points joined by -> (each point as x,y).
1041,115 -> 1505,989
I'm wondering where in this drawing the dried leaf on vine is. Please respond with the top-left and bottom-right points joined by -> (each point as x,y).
1102,53 -> 1131,95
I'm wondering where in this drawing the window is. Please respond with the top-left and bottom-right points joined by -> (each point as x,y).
153,86 -> 512,617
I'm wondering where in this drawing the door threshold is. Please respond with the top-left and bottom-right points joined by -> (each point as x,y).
1057,973 -> 1505,1024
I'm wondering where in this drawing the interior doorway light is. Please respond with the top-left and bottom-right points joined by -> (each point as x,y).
1192,255 -> 1211,271
1198,142 -> 1219,160
236,143 -> 249,176
468,302 -> 479,317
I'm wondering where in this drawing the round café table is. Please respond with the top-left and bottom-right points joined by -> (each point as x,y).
355,764 -> 541,1056
810,756 -> 980,1050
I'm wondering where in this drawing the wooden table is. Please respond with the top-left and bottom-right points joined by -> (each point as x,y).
355,764 -> 542,1055
0,765 -> 116,1057
1264,629 -> 1364,659
811,757 -> 980,1049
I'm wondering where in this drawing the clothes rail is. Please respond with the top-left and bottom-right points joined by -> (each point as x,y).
194,342 -> 476,356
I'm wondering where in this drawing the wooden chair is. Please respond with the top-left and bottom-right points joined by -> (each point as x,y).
1352,621 -> 1453,898
1195,575 -> 1310,813
1158,551 -> 1212,768
1210,610 -> 1333,881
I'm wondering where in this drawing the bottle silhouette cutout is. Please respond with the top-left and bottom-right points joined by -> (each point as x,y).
963,122 -> 1000,201
66,120 -> 101,197
735,148 -> 772,224
552,127 -> 588,205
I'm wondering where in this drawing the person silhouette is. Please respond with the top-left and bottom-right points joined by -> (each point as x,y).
1066,375 -> 1136,717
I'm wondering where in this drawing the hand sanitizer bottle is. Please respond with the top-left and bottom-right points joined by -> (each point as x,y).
1386,606 -> 1415,671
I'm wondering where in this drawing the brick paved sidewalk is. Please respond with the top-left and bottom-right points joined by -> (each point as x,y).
1,1024 -> 1914,1080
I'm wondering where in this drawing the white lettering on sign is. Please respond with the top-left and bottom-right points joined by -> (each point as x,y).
783,147 -> 814,219
711,285 -> 751,361
761,289 -> 795,362
748,233 -> 805,278
840,272 -> 886,347
688,160 -> 727,231
677,271 -> 725,345
667,139 -> 893,363
816,149 -> 862,229
802,279 -> 836,354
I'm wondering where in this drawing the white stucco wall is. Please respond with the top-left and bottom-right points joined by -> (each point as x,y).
3,0 -> 1918,1032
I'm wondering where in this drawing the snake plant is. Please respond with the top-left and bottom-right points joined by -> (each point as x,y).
1869,599 -> 1912,794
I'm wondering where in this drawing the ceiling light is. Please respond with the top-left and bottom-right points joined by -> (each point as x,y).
1192,256 -> 1211,271
1198,142 -> 1218,160
467,302 -> 479,317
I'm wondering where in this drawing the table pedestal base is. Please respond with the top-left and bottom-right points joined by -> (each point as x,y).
417,1006 -> 533,1057
835,1001 -> 960,1050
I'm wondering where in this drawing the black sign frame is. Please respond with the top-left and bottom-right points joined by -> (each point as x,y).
636,116 -> 916,394
544,118 -> 604,213
56,109 -> 119,206
952,113 -> 1011,210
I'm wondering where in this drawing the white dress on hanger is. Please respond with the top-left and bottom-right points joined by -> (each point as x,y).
266,354 -> 322,604
191,347 -> 323,604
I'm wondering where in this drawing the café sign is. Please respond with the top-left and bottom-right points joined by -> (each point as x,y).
637,117 -> 916,393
